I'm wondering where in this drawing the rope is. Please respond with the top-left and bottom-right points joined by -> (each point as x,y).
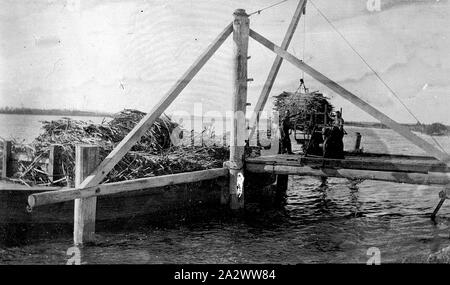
248,0 -> 291,17
309,0 -> 448,155
309,1 -> 419,123
302,8 -> 306,79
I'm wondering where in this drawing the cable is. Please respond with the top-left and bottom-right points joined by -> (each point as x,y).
248,0 -> 291,17
309,1 -> 419,123
308,0 -> 448,155
301,8 -> 306,79
430,134 -> 447,154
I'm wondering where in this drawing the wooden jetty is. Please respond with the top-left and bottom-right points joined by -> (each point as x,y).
1,1 -> 450,245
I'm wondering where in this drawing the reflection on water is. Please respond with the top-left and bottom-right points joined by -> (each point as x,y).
1,176 -> 449,264
1,120 -> 450,264
1,176 -> 450,264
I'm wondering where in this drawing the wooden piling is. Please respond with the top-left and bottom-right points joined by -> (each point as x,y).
1,140 -> 12,178
74,145 -> 100,245
354,132 -> 362,152
276,174 -> 289,202
276,134 -> 289,200
48,145 -> 64,184
228,9 -> 249,210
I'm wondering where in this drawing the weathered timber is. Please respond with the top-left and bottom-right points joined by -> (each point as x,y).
75,23 -> 232,191
229,9 -> 249,210
343,151 -> 438,161
1,141 -> 12,178
248,29 -> 450,164
354,132 -> 362,152
3,177 -> 228,226
246,164 -> 450,186
48,145 -> 64,184
246,154 -> 450,174
28,168 -> 228,208
74,145 -> 100,245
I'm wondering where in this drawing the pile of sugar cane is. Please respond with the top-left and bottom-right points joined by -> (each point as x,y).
273,91 -> 334,130
9,109 -> 230,186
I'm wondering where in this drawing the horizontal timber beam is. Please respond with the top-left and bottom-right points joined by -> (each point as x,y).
343,151 -> 438,161
246,154 -> 450,173
246,164 -> 450,186
28,168 -> 228,209
75,23 -> 233,191
248,29 -> 450,165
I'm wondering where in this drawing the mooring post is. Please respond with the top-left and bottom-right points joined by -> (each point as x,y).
48,145 -> 64,184
431,188 -> 448,220
228,9 -> 249,210
1,140 -> 12,178
354,132 -> 362,152
276,136 -> 289,200
74,145 -> 100,245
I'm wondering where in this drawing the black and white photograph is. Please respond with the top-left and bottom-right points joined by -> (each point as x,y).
1,0 -> 450,272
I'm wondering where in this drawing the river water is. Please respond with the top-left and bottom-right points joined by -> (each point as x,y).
1,114 -> 450,264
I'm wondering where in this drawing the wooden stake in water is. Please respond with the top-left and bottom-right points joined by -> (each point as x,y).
354,132 -> 362,152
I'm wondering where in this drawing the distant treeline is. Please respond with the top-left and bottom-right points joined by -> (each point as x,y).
0,107 -> 113,117
346,121 -> 450,136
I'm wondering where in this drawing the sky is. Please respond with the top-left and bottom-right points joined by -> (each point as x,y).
0,0 -> 449,123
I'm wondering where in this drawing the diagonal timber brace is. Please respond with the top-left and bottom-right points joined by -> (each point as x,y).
248,0 -> 307,141
248,28 -> 450,165
73,23 -> 233,191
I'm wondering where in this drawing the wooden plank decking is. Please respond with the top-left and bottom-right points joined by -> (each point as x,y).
246,152 -> 450,174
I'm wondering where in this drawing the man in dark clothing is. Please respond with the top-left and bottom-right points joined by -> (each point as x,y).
280,110 -> 294,154
323,111 -> 345,159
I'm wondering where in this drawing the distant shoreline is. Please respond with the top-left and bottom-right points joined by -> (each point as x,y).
0,107 -> 113,117
346,121 -> 449,136
0,109 -> 448,136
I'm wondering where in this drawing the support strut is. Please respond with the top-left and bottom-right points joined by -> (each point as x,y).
431,189 -> 448,220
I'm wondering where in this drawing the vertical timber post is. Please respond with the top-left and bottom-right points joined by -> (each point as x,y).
2,141 -> 12,178
256,113 -> 261,147
276,131 -> 289,203
48,145 -> 64,185
229,9 -> 249,210
201,114 -> 204,146
354,132 -> 362,152
74,145 -> 100,245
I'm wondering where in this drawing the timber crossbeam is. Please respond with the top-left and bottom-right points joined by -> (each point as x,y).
246,153 -> 450,174
27,168 -> 229,209
246,164 -> 450,186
